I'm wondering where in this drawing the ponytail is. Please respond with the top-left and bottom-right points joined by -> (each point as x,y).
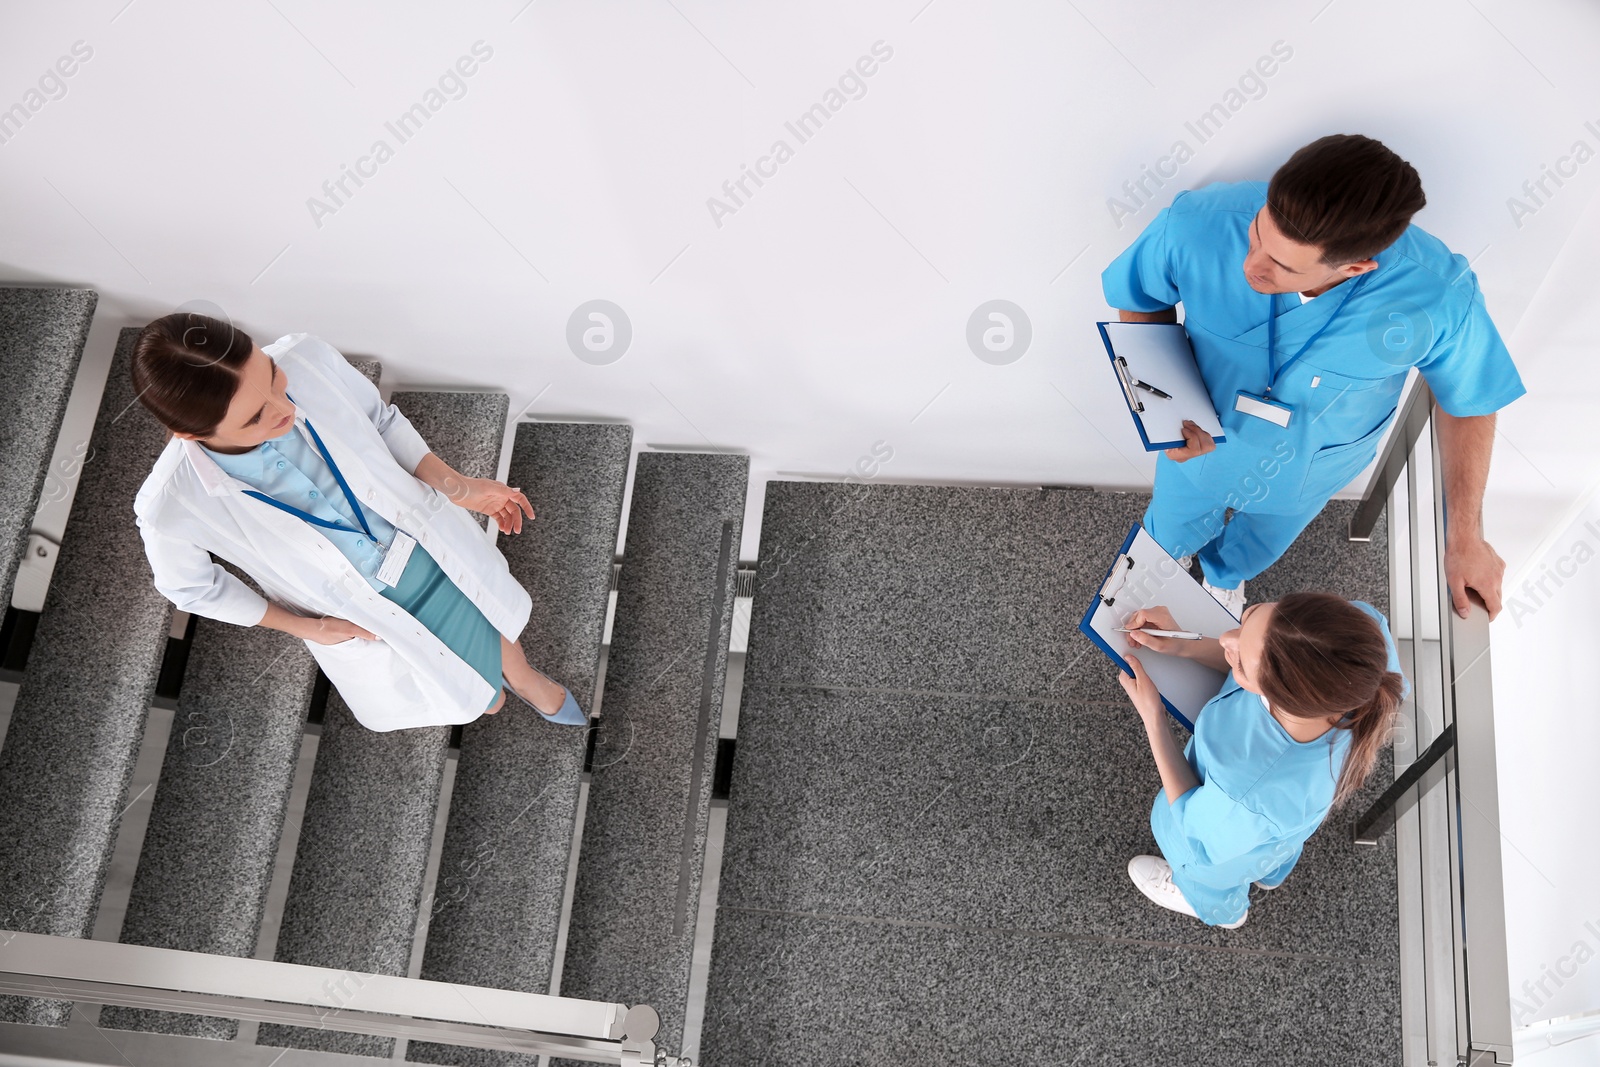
1329,669 -> 1404,808
1257,592 -> 1404,808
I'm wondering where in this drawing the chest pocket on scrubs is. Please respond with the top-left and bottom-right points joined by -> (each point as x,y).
1282,361 -> 1395,427
1273,360 -> 1404,501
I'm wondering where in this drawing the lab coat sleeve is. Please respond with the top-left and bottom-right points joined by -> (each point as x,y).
1101,197 -> 1183,312
295,334 -> 434,475
1413,274 -> 1526,418
137,511 -> 271,627
1161,781 -> 1279,869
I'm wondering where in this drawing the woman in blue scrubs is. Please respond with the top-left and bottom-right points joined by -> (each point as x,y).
1116,592 -> 1406,928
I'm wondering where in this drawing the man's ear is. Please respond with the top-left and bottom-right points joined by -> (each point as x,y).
1339,258 -> 1379,278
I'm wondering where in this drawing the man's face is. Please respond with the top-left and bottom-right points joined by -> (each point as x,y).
1242,207 -> 1375,295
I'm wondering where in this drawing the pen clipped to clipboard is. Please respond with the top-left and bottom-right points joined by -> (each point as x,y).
1095,321 -> 1226,452
1111,358 -> 1173,414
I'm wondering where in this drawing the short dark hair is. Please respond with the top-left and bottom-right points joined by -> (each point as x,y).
1266,134 -> 1425,265
130,313 -> 256,437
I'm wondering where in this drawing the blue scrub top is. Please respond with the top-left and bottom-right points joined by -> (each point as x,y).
1149,600 -> 1405,924
203,419 -> 400,592
1102,181 -> 1525,508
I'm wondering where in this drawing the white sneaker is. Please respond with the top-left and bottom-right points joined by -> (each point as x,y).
1253,878 -> 1284,891
1201,575 -> 1246,619
1127,855 -> 1247,928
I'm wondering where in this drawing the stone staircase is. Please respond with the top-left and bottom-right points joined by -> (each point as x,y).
0,289 -> 743,1064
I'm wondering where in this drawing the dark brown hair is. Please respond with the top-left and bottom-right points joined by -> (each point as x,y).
1266,134 -> 1425,265
130,313 -> 256,437
1257,592 -> 1405,808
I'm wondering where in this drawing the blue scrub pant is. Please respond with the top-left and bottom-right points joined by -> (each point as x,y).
1256,845 -> 1301,889
1142,453 -> 1326,590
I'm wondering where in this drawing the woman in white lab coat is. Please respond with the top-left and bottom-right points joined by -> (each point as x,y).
131,313 -> 585,732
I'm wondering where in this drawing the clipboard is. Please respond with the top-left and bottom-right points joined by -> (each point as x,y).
1095,321 -> 1226,452
1078,522 -> 1243,730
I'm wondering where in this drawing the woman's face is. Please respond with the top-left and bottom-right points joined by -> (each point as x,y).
1219,601 -> 1275,694
173,346 -> 296,453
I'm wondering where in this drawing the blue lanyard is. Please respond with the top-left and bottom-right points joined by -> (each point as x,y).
239,393 -> 379,543
1265,273 -> 1367,396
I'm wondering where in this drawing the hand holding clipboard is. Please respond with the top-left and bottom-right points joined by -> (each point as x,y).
1096,322 -> 1226,453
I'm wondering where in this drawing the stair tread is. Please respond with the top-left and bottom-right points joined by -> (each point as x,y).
0,286 -> 97,612
0,326 -> 169,1028
407,421 -> 631,1067
101,614 -> 319,1040
558,450 -> 748,1060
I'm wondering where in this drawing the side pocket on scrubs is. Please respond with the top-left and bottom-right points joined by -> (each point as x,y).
1299,413 -> 1396,501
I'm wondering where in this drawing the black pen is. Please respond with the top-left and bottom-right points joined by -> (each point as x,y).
1133,379 -> 1172,400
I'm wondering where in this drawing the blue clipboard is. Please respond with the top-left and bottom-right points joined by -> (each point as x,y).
1077,521 -> 1241,732
1095,321 -> 1227,453
1078,523 -> 1194,731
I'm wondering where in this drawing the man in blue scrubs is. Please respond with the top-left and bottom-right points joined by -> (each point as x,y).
1102,134 -> 1524,618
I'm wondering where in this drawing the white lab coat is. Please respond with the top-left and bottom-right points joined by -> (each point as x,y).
134,333 -> 530,731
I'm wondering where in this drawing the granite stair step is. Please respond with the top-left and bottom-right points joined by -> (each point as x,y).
408,421 -> 633,1067
557,450 -> 748,1063
99,356 -> 387,1040
0,286 -> 96,614
0,326 -> 173,1027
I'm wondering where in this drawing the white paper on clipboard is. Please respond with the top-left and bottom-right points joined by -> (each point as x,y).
1099,322 -> 1226,450
1083,525 -> 1243,727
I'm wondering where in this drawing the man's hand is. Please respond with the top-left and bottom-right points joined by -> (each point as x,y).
1164,420 -> 1216,464
455,477 -> 536,534
1445,535 -> 1505,620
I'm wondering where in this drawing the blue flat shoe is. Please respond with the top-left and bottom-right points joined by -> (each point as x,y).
505,677 -> 588,725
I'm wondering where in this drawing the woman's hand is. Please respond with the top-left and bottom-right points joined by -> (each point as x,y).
454,477 -> 536,534
1117,653 -> 1166,726
1122,605 -> 1189,658
302,615 -> 379,644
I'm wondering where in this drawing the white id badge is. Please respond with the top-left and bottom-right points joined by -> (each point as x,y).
1234,390 -> 1294,428
374,530 -> 417,587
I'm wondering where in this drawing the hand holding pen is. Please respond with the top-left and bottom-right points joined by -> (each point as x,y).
1119,606 -> 1203,657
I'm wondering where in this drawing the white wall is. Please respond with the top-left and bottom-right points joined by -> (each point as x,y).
1492,498 -> 1600,1029
4,0 -> 1597,562
4,0 -> 1600,1035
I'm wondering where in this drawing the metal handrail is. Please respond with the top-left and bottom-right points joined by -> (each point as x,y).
1344,378 -> 1513,1065
0,931 -> 663,1066
1349,377 -> 1435,543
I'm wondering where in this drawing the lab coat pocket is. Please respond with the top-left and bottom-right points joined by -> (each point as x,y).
317,635 -> 365,651
304,634 -> 428,731
1300,412 -> 1396,500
